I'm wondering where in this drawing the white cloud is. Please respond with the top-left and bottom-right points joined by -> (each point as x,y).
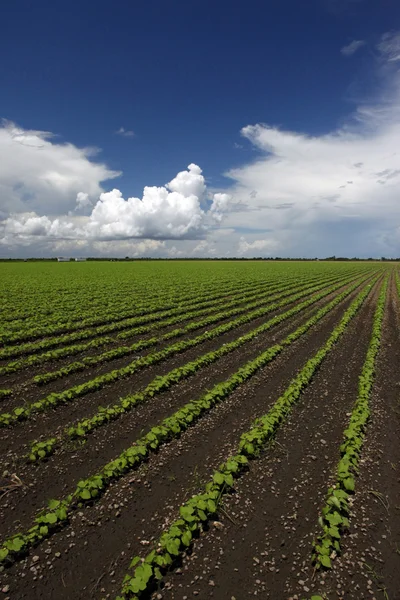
209,193 -> 234,222
75,192 -> 92,211
92,238 -> 165,257
238,237 -> 278,255
85,182 -> 205,240
116,127 -> 135,137
167,163 -> 206,200
378,31 -> 400,63
0,120 -> 120,217
1,164 -> 238,250
3,30 -> 400,259
340,39 -> 366,56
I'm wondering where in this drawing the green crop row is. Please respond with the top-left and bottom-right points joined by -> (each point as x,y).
2,270 -> 293,337
0,337 -> 114,376
116,278 -> 376,598
0,273 -> 357,427
0,276 -> 374,564
115,270 -> 355,342
0,276 -> 299,367
1,277 -> 244,335
28,273 -> 366,461
0,276 -> 284,346
31,271 -> 362,386
0,275 -> 304,359
311,277 -> 387,570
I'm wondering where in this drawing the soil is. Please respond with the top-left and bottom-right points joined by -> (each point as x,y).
1,269 -> 398,600
0,270 -> 390,600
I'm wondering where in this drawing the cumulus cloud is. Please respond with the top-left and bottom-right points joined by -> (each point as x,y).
75,192 -> 92,211
209,193 -> 235,222
0,120 -> 120,217
116,127 -> 135,137
167,163 -> 206,200
85,183 -> 205,240
341,40 -> 365,56
1,163 -> 236,251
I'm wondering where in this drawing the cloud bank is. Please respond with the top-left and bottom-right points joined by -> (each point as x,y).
2,31 -> 400,258
1,159 -> 234,251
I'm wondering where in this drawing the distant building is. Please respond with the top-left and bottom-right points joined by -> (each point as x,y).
57,257 -> 70,262
75,258 -> 87,262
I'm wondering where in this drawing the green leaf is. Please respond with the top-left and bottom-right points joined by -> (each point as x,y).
0,548 -> 9,561
180,506 -> 195,522
6,537 -> 24,552
213,472 -> 224,485
343,476 -> 355,492
181,530 -> 192,546
80,489 -> 91,500
166,538 -> 180,556
129,556 -> 141,568
328,526 -> 340,539
320,555 -> 332,569
45,512 -> 58,524
326,512 -> 342,526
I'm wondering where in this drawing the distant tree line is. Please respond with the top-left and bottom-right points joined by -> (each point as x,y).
0,256 -> 399,262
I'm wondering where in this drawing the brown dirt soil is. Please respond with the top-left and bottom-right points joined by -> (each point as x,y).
0,278 -> 364,537
303,271 -> 400,600
0,275 -> 384,600
0,279 -> 284,394
0,275 -> 361,464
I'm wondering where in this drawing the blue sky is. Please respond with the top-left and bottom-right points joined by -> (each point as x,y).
1,0 -> 400,257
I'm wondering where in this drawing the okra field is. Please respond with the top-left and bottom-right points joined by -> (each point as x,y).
0,260 -> 399,600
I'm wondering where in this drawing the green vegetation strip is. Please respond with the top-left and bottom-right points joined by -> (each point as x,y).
0,277 -> 286,347
0,337 -> 114,376
32,271 -> 363,385
0,277 -> 375,565
0,390 -> 12,400
0,276 -> 305,359
114,278 -> 377,598
0,278 -> 243,336
0,274 -> 356,427
311,277 -> 387,570
28,274 -> 367,461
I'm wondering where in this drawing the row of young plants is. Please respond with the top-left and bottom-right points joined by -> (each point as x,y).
0,276 -> 375,565
0,270 -> 288,330
31,271 -> 361,386
3,265 -> 298,332
0,270 -> 365,373
0,287 -> 148,333
0,273 -> 364,427
0,277 -> 235,335
311,277 -> 387,571
27,274 -> 367,461
115,270 -> 361,341
0,336 -> 115,376
0,275 -> 283,346
0,275 -> 300,359
115,278 -> 378,599
0,280 -> 282,370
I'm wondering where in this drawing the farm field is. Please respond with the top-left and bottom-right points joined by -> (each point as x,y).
0,260 -> 399,600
